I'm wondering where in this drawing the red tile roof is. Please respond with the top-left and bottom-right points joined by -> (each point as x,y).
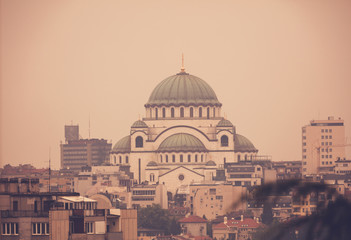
178,215 -> 207,223
213,218 -> 262,230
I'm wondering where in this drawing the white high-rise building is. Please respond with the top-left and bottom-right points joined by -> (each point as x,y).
302,116 -> 345,176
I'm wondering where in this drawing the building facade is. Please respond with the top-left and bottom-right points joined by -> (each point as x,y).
110,68 -> 259,194
302,117 -> 345,176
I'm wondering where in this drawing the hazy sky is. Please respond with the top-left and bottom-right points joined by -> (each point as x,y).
1,0 -> 351,169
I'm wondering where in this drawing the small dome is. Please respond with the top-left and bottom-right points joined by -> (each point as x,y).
217,119 -> 233,127
206,160 -> 216,166
112,136 -> 131,153
145,73 -> 221,107
147,161 -> 158,167
131,120 -> 148,128
158,133 -> 207,152
234,134 -> 258,152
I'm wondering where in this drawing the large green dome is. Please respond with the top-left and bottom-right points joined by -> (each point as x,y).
145,72 -> 221,107
158,133 -> 207,152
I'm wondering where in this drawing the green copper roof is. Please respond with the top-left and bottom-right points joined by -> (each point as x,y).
234,134 -> 258,153
112,136 -> 131,153
217,119 -> 234,127
158,133 -> 207,152
131,120 -> 148,128
145,72 -> 221,107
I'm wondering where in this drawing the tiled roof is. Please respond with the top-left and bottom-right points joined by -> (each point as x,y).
178,215 -> 207,223
213,218 -> 262,230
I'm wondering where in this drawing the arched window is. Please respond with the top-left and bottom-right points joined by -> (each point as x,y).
180,155 -> 183,162
245,155 -> 248,161
126,156 -> 129,164
195,154 -> 198,162
150,173 -> 155,182
171,108 -> 175,118
155,108 -> 158,119
136,136 -> 143,148
188,154 -> 191,162
160,155 -> 163,163
190,107 -> 194,117
119,156 -> 122,164
221,135 -> 228,147
199,107 -> 202,117
114,156 -> 116,164
166,155 -> 168,163
150,108 -> 152,118
213,108 -> 216,117
172,155 -> 175,162
237,155 -> 241,161
201,155 -> 203,162
207,107 -> 210,119
180,107 -> 184,117
162,108 -> 166,118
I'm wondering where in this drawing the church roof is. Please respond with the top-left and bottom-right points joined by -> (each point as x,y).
234,134 -> 258,153
217,119 -> 234,127
145,72 -> 221,107
146,161 -> 158,167
157,133 -> 207,152
112,136 -> 131,153
131,120 -> 148,128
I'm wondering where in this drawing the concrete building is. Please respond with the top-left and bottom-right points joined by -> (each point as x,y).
130,183 -> 168,209
186,183 -> 247,220
212,216 -> 263,240
61,138 -> 112,172
0,178 -> 137,240
178,215 -> 208,237
273,160 -> 302,180
302,117 -> 345,176
110,67 -> 260,194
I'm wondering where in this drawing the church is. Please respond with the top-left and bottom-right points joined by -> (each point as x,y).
110,65 -> 258,193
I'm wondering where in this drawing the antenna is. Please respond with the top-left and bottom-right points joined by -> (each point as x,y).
48,147 -> 51,193
89,114 -> 91,139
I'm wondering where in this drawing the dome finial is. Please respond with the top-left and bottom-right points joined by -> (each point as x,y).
181,53 -> 185,72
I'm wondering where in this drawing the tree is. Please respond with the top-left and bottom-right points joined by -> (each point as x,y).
261,201 -> 273,225
168,217 -> 181,235
235,180 -> 351,240
138,204 -> 170,231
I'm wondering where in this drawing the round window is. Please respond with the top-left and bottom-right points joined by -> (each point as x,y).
178,174 -> 185,181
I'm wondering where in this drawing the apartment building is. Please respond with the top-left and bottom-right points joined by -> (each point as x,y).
302,117 -> 345,176
186,183 -> 247,220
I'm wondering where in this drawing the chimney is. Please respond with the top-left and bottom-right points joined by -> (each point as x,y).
241,215 -> 243,221
224,216 -> 227,224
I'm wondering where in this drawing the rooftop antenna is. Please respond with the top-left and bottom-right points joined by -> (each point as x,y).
180,53 -> 185,72
89,114 -> 91,139
48,147 -> 51,193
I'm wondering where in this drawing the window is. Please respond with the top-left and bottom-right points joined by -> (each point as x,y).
180,107 -> 184,117
162,108 -> 166,118
150,173 -> 155,182
188,154 -> 191,162
155,108 -> 158,119
195,155 -> 198,162
329,135 -> 332,139
166,155 -> 168,163
190,107 -> 194,117
213,108 -> 216,117
114,156 -> 116,164
329,155 -> 332,158
321,129 -> 324,133
13,201 -> 18,211
171,108 -> 175,118
303,142 -> 306,146
32,223 -> 49,235
2,223 -> 18,235
303,155 -> 306,159
303,149 -> 307,152
329,129 -> 332,133
322,155 -> 324,158
172,155 -> 175,162
329,142 -> 332,145
160,155 -> 163,163
238,155 -> 241,161
180,155 -> 183,162
207,107 -> 210,119
201,155 -> 203,162
126,156 -> 129,164
136,136 -> 143,148
85,222 -> 94,234
119,156 -> 122,164
321,136 -> 324,139
221,135 -> 228,147
150,108 -> 152,118
199,107 -> 202,117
